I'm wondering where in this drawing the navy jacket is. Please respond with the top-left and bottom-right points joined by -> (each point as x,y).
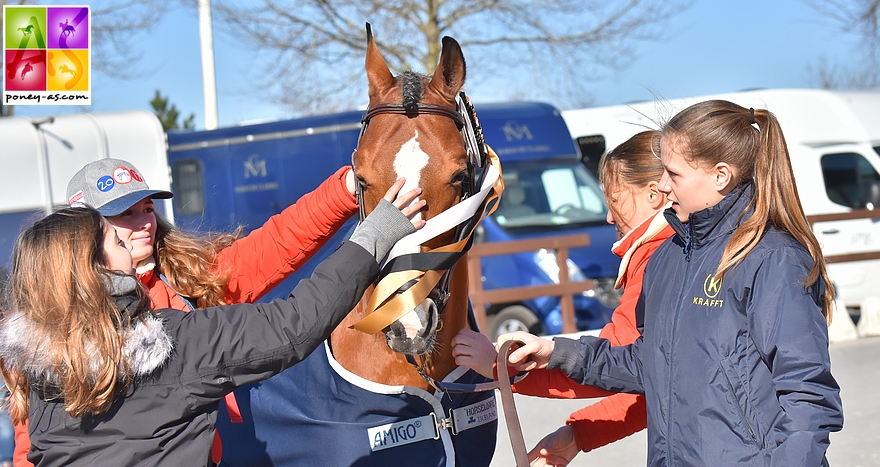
549,182 -> 843,466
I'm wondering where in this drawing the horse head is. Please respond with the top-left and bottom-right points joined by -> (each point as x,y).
330,24 -> 492,388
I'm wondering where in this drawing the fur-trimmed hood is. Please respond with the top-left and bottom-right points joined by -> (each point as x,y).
0,296 -> 174,386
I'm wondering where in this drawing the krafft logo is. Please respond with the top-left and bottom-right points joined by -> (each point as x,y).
3,5 -> 91,105
703,274 -> 722,298
693,273 -> 724,308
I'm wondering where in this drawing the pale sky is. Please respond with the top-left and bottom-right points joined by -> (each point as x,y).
7,0 -> 868,128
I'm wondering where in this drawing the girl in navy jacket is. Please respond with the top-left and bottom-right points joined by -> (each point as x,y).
498,100 -> 843,466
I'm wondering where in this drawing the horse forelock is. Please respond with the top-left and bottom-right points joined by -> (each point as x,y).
400,71 -> 424,113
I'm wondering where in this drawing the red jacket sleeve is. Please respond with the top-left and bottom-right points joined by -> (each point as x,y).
13,422 -> 32,467
215,166 -> 358,304
509,258 -> 647,398
567,393 -> 648,452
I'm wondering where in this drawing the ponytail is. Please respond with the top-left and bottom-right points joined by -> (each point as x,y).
664,101 -> 834,323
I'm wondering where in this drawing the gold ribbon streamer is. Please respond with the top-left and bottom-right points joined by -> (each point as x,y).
351,148 -> 504,334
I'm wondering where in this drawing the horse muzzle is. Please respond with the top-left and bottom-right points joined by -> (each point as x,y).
384,298 -> 439,355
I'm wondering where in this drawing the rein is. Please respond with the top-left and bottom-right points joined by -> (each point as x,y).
411,339 -> 531,467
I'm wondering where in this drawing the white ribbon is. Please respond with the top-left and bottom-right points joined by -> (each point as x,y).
384,162 -> 500,266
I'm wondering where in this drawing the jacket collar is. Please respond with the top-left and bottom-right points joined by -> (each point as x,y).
136,256 -> 157,276
611,204 -> 672,289
0,295 -> 173,386
664,181 -> 755,248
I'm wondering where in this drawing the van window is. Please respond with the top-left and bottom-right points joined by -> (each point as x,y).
493,161 -> 607,229
820,152 -> 880,209
171,160 -> 205,215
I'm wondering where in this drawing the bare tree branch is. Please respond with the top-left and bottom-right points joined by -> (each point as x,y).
804,0 -> 880,89
212,0 -> 691,115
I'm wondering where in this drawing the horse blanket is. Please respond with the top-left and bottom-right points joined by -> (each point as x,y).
217,341 -> 498,467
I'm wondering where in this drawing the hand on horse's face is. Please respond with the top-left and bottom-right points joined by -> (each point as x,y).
496,331 -> 554,371
451,329 -> 497,379
385,177 -> 426,229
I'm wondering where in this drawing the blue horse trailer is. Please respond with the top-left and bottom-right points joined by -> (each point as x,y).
166,102 -> 621,338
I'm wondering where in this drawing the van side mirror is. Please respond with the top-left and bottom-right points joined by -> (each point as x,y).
575,135 -> 605,178
869,180 -> 880,210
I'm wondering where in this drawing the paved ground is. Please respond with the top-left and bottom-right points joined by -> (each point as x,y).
489,336 -> 880,466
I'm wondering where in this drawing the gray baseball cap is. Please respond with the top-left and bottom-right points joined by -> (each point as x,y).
66,158 -> 173,217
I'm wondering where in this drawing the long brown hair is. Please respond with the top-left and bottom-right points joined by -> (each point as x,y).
599,130 -> 663,225
153,214 -> 238,308
663,100 -> 834,322
1,207 -> 150,422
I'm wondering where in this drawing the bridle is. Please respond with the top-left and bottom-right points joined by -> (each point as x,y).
349,92 -> 495,338
353,92 -> 489,221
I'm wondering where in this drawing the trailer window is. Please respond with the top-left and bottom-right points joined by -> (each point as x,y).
171,160 -> 205,216
820,152 -> 880,209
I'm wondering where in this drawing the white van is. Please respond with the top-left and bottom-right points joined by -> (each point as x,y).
563,88 -> 880,323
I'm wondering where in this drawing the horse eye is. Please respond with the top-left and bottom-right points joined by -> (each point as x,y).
356,176 -> 369,190
450,171 -> 467,186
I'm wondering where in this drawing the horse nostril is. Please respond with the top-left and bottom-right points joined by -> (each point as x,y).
384,299 -> 440,355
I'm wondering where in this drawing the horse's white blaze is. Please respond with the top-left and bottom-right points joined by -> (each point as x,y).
394,131 -> 428,225
394,131 -> 429,338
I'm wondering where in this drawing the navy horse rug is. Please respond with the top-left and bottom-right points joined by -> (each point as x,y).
217,342 -> 498,466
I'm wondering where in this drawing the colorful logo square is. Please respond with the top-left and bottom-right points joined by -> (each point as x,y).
3,5 -> 91,105
48,49 -> 88,91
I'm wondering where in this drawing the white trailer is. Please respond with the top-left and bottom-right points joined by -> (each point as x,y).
563,88 -> 880,328
0,111 -> 171,271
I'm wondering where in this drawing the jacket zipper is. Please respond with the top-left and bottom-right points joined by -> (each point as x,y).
683,223 -> 693,262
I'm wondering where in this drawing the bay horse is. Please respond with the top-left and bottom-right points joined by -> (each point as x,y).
215,25 -> 504,467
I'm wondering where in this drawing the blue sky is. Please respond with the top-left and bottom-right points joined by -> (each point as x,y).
7,0 -> 867,128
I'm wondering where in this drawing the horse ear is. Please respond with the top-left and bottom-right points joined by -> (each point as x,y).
428,36 -> 466,101
365,23 -> 395,99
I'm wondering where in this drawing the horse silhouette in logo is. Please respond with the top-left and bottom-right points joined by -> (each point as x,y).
59,19 -> 76,38
59,64 -> 76,77
18,25 -> 34,36
21,62 -> 33,80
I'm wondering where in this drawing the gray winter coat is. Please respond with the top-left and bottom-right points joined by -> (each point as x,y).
548,182 -> 843,466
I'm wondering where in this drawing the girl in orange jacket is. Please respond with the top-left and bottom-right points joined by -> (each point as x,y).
13,158 -> 358,467
452,130 -> 673,466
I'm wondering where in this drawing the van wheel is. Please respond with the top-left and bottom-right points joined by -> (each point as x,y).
487,305 -> 540,342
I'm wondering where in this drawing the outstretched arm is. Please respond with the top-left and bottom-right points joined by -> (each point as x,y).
217,166 -> 359,304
